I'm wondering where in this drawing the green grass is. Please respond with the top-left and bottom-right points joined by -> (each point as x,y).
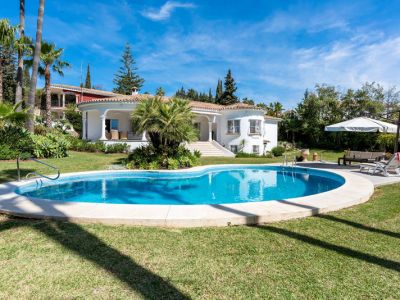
0,182 -> 399,298
0,148 -> 344,183
0,149 -> 398,298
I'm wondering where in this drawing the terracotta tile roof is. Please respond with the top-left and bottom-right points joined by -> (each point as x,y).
50,84 -> 121,97
78,94 -> 266,112
264,115 -> 282,121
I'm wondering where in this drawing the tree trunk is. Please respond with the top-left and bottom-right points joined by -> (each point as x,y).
0,58 -> 3,103
45,67 -> 52,127
27,0 -> 45,132
15,0 -> 25,108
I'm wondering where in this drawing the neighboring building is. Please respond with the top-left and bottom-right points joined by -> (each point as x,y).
46,84 -> 120,119
77,87 -> 281,157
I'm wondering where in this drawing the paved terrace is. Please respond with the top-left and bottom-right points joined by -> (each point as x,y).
297,162 -> 400,187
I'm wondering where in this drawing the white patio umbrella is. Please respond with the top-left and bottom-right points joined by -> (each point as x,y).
325,117 -> 397,133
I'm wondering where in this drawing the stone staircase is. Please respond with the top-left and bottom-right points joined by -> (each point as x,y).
186,141 -> 235,157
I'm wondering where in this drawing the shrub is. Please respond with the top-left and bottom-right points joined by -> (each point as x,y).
31,133 -> 70,158
64,104 -> 82,135
0,144 -> 19,160
376,134 -> 395,152
271,146 -> 285,157
126,145 -> 200,170
0,125 -> 33,159
105,143 -> 129,153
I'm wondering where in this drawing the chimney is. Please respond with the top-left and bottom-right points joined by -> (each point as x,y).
131,86 -> 138,95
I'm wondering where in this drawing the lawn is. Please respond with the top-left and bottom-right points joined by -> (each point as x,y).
0,182 -> 399,298
0,149 -> 398,298
0,148 -> 344,183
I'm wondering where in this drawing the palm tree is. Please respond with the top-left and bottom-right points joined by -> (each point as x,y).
131,97 -> 197,151
15,0 -> 25,106
27,0 -> 45,132
0,101 -> 28,127
0,19 -> 16,102
26,41 -> 69,127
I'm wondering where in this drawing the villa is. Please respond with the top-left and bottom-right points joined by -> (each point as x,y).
47,84 -> 280,156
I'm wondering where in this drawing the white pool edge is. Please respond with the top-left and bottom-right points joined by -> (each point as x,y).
0,164 -> 375,227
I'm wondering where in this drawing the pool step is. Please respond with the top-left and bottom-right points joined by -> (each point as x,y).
186,141 -> 235,157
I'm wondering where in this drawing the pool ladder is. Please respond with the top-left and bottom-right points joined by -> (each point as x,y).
17,157 -> 60,185
282,155 -> 297,167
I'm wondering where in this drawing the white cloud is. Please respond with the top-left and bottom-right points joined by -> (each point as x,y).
141,1 -> 195,21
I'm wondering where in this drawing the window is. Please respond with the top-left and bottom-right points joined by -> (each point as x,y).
249,119 -> 261,134
51,94 -> 60,107
110,119 -> 119,130
252,145 -> 260,154
65,94 -> 76,106
106,119 -> 119,132
230,145 -> 238,153
227,120 -> 240,134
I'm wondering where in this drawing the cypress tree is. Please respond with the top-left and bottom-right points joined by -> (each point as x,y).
84,64 -> 91,89
220,69 -> 238,105
208,88 -> 213,102
113,43 -> 144,95
215,79 -> 223,103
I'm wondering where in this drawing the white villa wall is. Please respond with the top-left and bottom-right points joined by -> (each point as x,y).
263,120 -> 279,151
87,110 -> 102,140
218,110 -> 265,155
80,102 -> 280,155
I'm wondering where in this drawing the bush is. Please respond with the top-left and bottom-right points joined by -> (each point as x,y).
31,133 -> 70,158
0,125 -> 33,160
126,145 -> 200,170
376,134 -> 395,152
105,143 -> 129,154
0,144 -> 19,160
271,146 -> 285,157
66,136 -> 128,154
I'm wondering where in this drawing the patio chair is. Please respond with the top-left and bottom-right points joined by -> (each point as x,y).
359,153 -> 400,177
120,131 -> 128,140
111,130 -> 119,140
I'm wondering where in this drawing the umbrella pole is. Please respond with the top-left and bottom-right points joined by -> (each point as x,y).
395,111 -> 400,154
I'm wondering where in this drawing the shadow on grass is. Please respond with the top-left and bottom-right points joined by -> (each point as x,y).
0,213 -> 189,299
253,225 -> 400,272
0,168 -> 35,183
34,221 -> 190,299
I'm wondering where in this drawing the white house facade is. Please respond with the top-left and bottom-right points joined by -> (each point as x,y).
78,93 -> 280,157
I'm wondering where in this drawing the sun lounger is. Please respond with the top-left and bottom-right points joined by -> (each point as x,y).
360,153 -> 400,176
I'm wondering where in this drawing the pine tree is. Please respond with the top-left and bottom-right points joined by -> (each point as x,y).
113,43 -> 144,95
215,79 -> 223,103
85,64 -> 91,89
220,69 -> 238,105
156,87 -> 165,96
1,47 -> 17,104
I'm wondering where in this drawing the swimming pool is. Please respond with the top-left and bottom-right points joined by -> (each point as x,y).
16,166 -> 345,205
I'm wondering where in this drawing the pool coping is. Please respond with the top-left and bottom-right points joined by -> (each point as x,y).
0,164 -> 374,227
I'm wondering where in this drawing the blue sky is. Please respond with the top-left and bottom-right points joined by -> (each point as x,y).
3,0 -> 400,107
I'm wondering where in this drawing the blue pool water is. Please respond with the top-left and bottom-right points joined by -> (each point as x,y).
16,166 -> 345,205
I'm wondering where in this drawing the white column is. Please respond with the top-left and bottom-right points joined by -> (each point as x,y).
57,94 -> 61,107
82,112 -> 87,140
62,94 -> 66,107
142,131 -> 147,141
208,121 -> 213,141
100,114 -> 107,140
